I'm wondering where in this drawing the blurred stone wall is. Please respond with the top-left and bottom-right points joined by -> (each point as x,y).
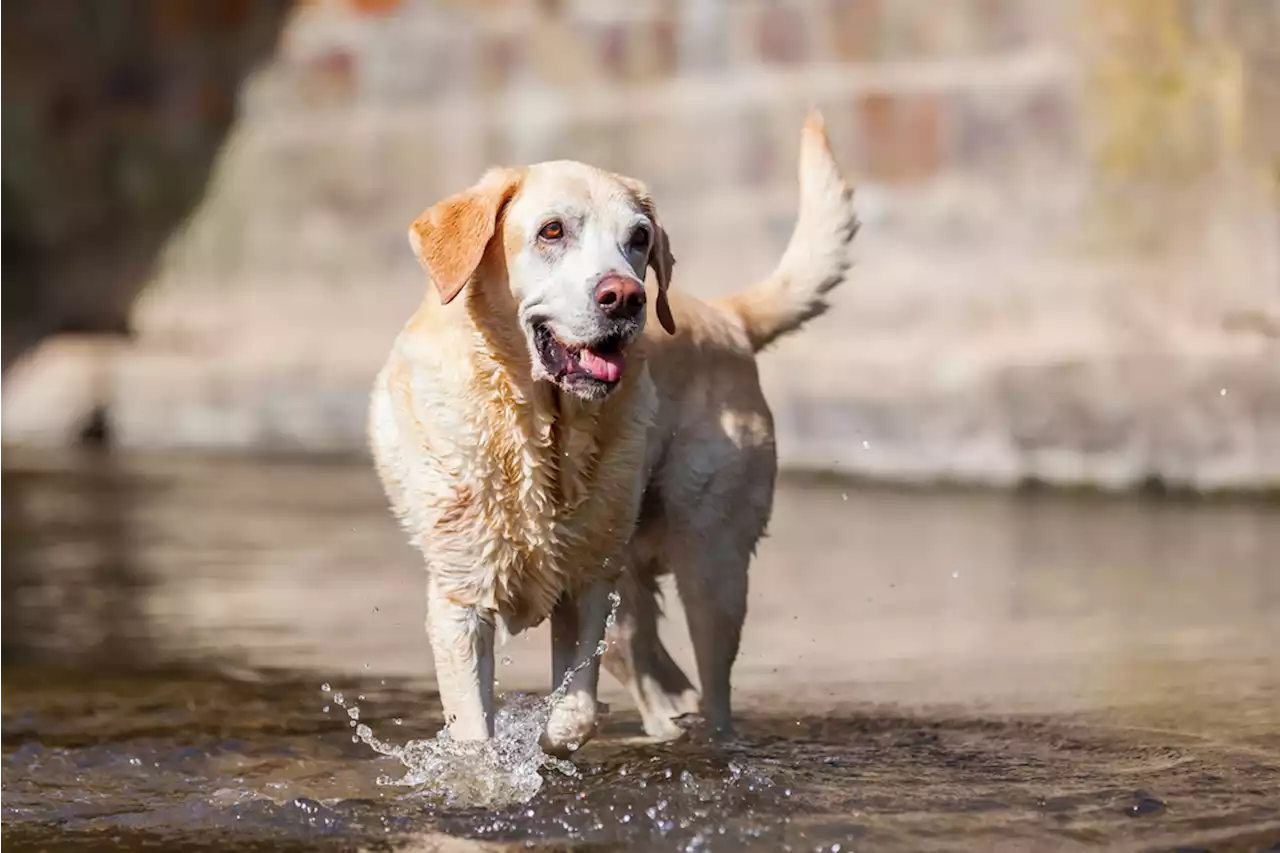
4,0 -> 1279,490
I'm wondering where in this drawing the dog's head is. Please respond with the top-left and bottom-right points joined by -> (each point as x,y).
409,161 -> 676,402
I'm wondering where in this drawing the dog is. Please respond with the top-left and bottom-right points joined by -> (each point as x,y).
368,110 -> 858,755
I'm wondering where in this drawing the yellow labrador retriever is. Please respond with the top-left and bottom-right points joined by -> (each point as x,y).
369,110 -> 858,755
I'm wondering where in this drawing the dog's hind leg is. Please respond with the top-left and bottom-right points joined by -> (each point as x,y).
603,566 -> 699,739
672,535 -> 750,736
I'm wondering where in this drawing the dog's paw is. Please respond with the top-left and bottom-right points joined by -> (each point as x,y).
637,687 -> 700,741
641,715 -> 688,742
667,712 -> 736,743
671,712 -> 706,732
540,692 -> 599,757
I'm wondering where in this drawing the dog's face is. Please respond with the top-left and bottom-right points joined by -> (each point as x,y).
409,162 -> 675,401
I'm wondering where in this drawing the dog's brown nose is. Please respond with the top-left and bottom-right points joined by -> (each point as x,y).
594,276 -> 646,320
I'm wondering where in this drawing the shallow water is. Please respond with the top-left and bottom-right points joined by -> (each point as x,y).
3,451 -> 1279,852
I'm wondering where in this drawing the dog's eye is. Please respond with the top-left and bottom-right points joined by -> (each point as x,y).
629,226 -> 651,251
538,220 -> 564,241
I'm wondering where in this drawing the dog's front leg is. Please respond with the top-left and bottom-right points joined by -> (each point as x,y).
426,574 -> 495,740
541,579 -> 614,756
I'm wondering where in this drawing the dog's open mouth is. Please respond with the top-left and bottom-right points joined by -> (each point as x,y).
534,323 -> 627,386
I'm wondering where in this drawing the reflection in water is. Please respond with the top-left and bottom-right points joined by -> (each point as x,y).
2,453 -> 155,669
2,451 -> 1279,852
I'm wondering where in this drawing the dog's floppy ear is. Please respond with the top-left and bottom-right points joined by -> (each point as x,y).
408,167 -> 522,305
622,178 -> 677,335
648,215 -> 677,335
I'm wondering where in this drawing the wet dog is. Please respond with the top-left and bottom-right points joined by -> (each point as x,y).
369,110 -> 858,755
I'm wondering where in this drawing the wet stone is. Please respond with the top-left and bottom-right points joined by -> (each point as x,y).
1123,790 -> 1168,817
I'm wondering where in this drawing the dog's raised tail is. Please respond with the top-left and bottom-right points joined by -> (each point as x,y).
717,109 -> 859,353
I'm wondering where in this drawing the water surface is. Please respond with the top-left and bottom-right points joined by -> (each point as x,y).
3,451 -> 1278,852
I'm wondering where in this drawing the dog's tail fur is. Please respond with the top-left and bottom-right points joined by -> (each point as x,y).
716,110 -> 859,353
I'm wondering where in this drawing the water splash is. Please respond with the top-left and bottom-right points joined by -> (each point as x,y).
333,590 -> 621,807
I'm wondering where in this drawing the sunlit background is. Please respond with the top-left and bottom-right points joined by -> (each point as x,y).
5,0 -> 1277,488
3,2 -> 1279,851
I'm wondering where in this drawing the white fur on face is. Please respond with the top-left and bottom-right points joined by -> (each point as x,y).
503,162 -> 654,355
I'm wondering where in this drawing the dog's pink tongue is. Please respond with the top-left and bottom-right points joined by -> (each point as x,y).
576,347 -> 626,383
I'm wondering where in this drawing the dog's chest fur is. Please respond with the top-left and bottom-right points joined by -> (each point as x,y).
370,344 -> 656,634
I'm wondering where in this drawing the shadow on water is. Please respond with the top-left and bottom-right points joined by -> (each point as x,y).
3,451 -> 1279,852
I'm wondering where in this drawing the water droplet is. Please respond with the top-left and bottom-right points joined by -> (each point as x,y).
393,718 -> 402,725
373,606 -> 380,613
861,440 -> 870,450
347,707 -> 361,721
358,694 -> 365,701
338,592 -> 621,806
322,705 -> 330,713
321,682 -> 331,692
129,757 -> 142,766
840,492 -> 848,501
1219,388 -> 1227,396
951,571 -> 960,579
364,663 -> 370,669
501,656 -> 513,666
